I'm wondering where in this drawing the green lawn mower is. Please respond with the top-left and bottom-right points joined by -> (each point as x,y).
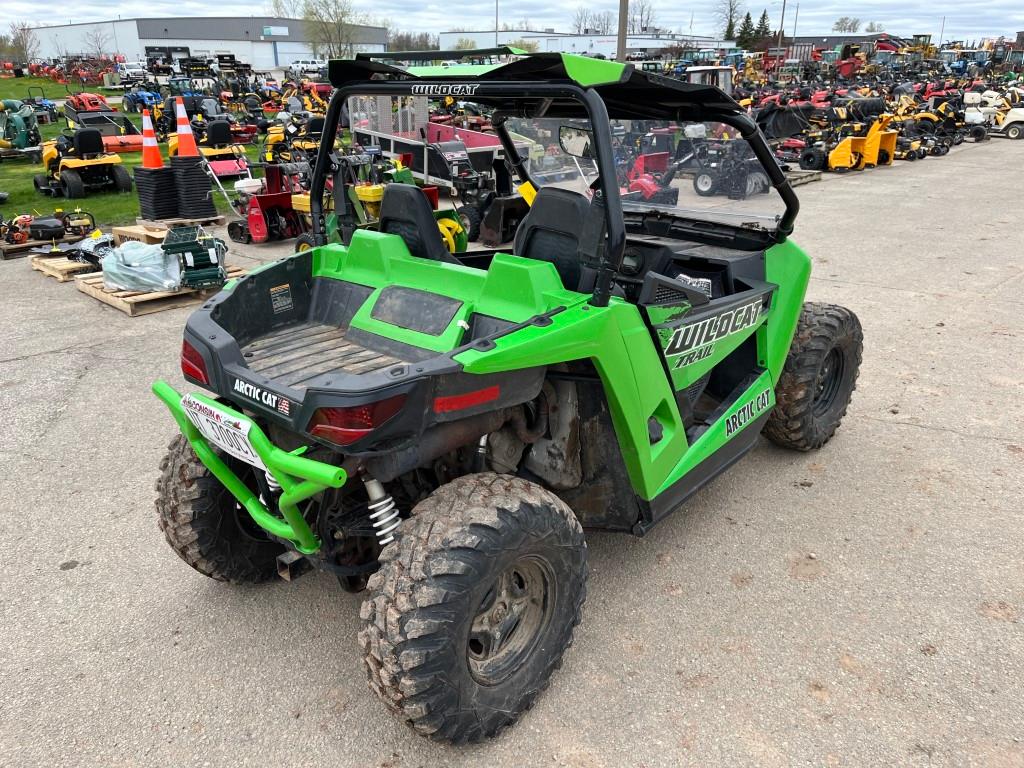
152,52 -> 863,744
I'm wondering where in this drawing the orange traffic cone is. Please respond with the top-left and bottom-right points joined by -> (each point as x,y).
174,97 -> 199,157
140,109 -> 163,169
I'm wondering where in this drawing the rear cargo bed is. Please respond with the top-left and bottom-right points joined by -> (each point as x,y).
241,322 -> 407,390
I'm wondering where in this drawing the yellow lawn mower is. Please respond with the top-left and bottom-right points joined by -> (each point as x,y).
34,128 -> 132,198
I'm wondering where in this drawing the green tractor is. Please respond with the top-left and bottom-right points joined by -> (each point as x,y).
152,52 -> 863,743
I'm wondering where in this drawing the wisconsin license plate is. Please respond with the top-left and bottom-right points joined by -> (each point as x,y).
181,393 -> 267,471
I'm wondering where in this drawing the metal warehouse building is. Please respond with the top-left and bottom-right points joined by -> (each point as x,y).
31,17 -> 387,69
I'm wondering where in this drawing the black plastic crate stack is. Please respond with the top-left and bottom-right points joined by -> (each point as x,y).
170,156 -> 217,220
134,167 -> 180,221
162,225 -> 227,290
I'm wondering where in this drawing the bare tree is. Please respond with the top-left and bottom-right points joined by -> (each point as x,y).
592,11 -> 615,34
8,21 -> 39,63
832,17 -> 862,33
303,0 -> 365,58
83,27 -> 111,58
864,21 -> 885,33
507,38 -> 540,52
388,30 -> 438,51
714,0 -> 744,40
453,37 -> 478,50
628,0 -> 657,34
571,7 -> 592,34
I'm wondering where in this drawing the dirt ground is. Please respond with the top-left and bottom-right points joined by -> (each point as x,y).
1,138 -> 1022,767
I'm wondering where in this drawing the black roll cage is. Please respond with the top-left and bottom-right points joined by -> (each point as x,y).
310,80 -> 799,308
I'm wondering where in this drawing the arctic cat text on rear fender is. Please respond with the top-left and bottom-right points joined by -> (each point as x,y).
152,48 -> 863,743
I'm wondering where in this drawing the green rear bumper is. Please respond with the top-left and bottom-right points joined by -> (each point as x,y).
152,380 -> 348,554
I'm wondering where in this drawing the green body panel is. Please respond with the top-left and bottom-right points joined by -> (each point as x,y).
156,231 -> 812,539
313,230 -> 584,324
558,54 -> 628,87
761,240 -> 813,378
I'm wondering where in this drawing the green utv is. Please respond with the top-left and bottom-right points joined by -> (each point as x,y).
153,53 -> 863,742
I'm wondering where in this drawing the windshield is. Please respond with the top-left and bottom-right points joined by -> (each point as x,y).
344,94 -> 784,234
504,116 -> 786,232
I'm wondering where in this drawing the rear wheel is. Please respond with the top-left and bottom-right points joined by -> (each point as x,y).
692,172 -> 717,196
764,303 -> 863,451
59,169 -> 84,198
798,148 -> 825,171
155,435 -> 286,583
969,125 -> 987,143
1006,124 -> 1023,140
111,164 -> 133,192
360,474 -> 587,743
456,205 -> 482,241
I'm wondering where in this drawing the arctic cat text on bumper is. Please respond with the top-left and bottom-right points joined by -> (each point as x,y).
153,380 -> 347,554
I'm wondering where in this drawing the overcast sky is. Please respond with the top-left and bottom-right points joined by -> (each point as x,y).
14,0 -> 1024,42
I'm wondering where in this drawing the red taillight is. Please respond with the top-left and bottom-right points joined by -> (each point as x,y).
433,385 -> 500,414
308,394 -> 407,446
180,339 -> 209,385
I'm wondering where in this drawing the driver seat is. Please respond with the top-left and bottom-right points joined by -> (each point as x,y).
512,187 -> 594,292
377,184 -> 460,264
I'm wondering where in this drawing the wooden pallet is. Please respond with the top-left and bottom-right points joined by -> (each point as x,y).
30,256 -> 97,282
136,215 -> 226,230
1,234 -> 84,260
785,169 -> 822,187
75,266 -> 245,317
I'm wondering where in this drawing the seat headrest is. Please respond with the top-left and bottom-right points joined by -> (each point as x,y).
74,128 -> 105,157
205,119 -> 232,146
377,183 -> 458,264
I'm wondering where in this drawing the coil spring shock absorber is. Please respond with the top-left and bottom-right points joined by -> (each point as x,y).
362,476 -> 401,546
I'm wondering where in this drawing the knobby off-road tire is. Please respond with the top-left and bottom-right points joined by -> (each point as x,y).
359,473 -> 587,743
764,302 -> 863,452
155,434 -> 285,583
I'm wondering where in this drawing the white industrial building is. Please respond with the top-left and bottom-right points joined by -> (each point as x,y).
30,17 -> 387,70
438,29 -> 732,58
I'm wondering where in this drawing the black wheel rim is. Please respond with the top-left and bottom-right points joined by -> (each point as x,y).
813,347 -> 845,417
467,556 -> 555,686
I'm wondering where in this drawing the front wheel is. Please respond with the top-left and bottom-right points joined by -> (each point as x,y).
294,232 -> 316,252
155,435 -> 286,583
764,303 -> 863,451
360,474 -> 587,743
59,169 -> 84,199
1006,124 -> 1023,140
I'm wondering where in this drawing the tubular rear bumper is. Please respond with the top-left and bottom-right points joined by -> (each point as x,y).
152,380 -> 348,554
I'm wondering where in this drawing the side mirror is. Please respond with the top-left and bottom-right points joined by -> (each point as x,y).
559,125 -> 594,158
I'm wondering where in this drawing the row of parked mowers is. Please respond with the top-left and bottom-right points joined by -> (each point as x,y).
741,77 -> 1024,174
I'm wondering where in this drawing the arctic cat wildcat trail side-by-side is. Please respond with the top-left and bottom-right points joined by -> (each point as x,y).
153,52 -> 863,743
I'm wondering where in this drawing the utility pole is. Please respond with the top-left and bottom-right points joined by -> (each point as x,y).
792,3 -> 799,38
616,0 -> 629,62
937,15 -> 945,49
775,0 -> 788,61
495,0 -> 499,46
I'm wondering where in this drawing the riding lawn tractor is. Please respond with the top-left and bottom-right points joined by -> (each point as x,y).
152,52 -> 863,744
34,128 -> 132,198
